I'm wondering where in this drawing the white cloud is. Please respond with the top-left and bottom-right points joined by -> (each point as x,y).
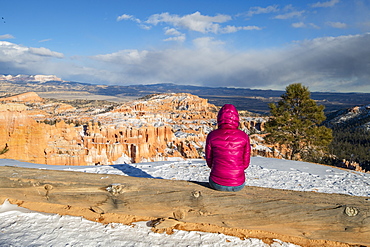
311,0 -> 340,8
146,11 -> 232,34
327,21 -> 347,28
273,5 -> 305,20
0,34 -> 15,39
163,27 -> 186,42
117,14 -> 132,21
0,41 -> 73,78
309,23 -> 321,29
0,42 -> 64,61
221,25 -> 262,33
93,49 -> 149,64
0,41 -> 28,63
164,28 -> 182,36
292,22 -> 306,28
163,35 -> 186,42
138,24 -> 151,30
274,10 -> 305,19
246,5 -> 279,17
117,14 -> 141,23
118,11 -> 262,38
241,26 -> 263,31
144,11 -> 262,34
38,38 -> 52,43
292,22 -> 320,29
192,37 -> 225,49
29,47 -> 64,58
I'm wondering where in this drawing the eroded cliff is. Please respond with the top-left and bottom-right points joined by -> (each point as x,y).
0,92 -> 276,165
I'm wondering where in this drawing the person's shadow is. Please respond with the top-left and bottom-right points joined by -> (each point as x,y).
111,164 -> 162,179
188,181 -> 212,189
111,164 -> 211,188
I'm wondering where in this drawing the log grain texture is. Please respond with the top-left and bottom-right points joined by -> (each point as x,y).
0,166 -> 369,247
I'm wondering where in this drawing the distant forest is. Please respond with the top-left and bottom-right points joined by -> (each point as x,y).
328,127 -> 370,171
323,108 -> 370,171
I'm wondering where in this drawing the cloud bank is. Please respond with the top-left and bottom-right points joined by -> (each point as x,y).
1,33 -> 369,93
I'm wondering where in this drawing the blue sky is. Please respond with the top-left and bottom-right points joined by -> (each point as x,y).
1,0 -> 370,92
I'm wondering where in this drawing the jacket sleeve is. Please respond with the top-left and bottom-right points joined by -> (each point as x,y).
244,134 -> 251,169
205,133 -> 213,168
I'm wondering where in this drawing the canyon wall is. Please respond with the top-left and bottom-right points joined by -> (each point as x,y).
0,92 -> 275,166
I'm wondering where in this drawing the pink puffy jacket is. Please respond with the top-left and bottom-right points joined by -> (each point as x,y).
205,104 -> 251,187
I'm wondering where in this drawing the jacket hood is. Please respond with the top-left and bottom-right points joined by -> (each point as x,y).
217,104 -> 239,129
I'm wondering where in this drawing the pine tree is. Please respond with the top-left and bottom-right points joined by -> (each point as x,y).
265,83 -> 333,161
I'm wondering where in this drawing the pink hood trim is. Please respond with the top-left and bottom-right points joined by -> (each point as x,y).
217,104 -> 240,129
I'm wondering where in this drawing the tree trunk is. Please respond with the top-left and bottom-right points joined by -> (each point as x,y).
0,166 -> 369,247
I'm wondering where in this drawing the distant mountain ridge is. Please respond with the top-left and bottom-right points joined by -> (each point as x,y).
1,74 -> 370,113
325,104 -> 370,130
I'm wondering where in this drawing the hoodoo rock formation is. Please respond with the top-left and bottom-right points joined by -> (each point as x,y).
0,92 -> 275,166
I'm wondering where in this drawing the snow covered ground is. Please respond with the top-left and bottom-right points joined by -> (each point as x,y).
1,157 -> 369,246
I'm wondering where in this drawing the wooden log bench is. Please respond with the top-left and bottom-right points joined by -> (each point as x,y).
0,166 -> 369,247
